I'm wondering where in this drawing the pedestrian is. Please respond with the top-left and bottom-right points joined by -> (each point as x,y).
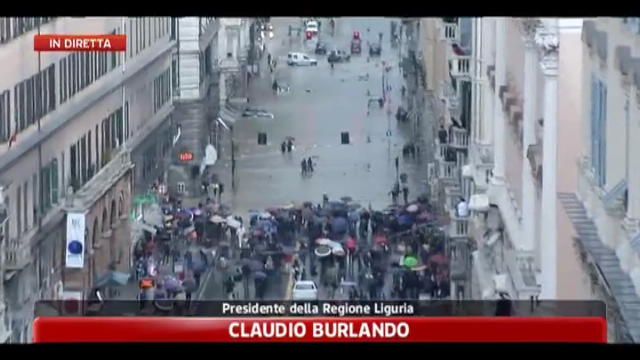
322,193 -> 329,206
182,273 -> 196,306
286,139 -> 293,152
438,125 -> 449,144
267,53 -> 272,67
390,183 -> 400,204
201,178 -> 210,195
301,159 -> 308,175
212,183 -> 219,198
224,275 -> 236,300
307,157 -> 314,172
281,141 -> 286,154
218,183 -> 225,202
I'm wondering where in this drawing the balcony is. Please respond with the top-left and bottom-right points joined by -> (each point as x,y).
441,23 -> 459,42
439,161 -> 458,180
5,238 -> 31,270
449,209 -> 470,239
468,142 -> 494,191
450,127 -> 469,149
436,142 -> 448,161
450,56 -> 471,78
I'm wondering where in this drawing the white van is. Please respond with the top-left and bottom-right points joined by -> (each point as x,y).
287,52 -> 318,66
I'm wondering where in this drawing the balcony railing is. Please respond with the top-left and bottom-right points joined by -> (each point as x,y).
437,142 -> 447,160
450,56 -> 471,78
450,127 -> 469,149
449,209 -> 470,238
5,238 -> 30,270
70,149 -> 133,209
441,23 -> 459,42
439,161 -> 458,180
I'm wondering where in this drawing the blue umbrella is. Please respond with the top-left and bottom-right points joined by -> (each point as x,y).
332,217 -> 348,234
398,214 -> 414,226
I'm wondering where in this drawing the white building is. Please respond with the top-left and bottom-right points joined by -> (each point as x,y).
168,17 -> 255,196
0,17 -> 176,343
565,17 -> 640,342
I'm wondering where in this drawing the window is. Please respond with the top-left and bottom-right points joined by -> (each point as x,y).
124,101 -> 129,139
48,65 -> 55,111
59,58 -> 65,103
88,130 -> 93,179
60,151 -> 65,199
23,181 -> 28,232
95,124 -> 99,171
590,75 -> 607,187
31,173 -> 40,226
170,18 -> 176,40
171,56 -> 178,96
16,184 -> 21,238
42,159 -> 59,211
0,90 -> 10,142
115,108 -> 123,147
80,135 -> 87,185
70,144 -> 78,189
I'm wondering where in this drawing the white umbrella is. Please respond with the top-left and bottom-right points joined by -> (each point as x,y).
210,215 -> 225,223
332,247 -> 346,256
315,238 -> 333,246
407,204 -> 419,213
259,212 -> 272,220
226,216 -> 242,229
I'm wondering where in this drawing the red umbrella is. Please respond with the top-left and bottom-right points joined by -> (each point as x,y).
253,230 -> 264,237
374,235 -> 389,246
429,254 -> 449,265
346,238 -> 357,250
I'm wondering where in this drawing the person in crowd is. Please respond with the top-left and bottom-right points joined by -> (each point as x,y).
218,183 -> 225,202
402,186 -> 409,205
456,197 -> 469,217
438,125 -> 449,144
301,159 -> 308,175
307,157 -> 314,172
224,275 -> 236,300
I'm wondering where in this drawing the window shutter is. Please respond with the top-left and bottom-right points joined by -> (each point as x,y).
51,159 -> 59,204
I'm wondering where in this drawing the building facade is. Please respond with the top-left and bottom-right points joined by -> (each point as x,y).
0,16 -> 175,342
566,17 -> 640,342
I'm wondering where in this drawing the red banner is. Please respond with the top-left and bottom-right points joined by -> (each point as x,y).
34,317 -> 607,343
34,35 -> 127,52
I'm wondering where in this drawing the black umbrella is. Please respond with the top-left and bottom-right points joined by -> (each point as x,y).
340,196 -> 353,203
239,258 -> 264,272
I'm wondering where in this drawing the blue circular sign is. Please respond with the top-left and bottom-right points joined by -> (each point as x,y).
68,240 -> 83,255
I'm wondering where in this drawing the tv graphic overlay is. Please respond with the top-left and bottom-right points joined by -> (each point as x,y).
34,35 -> 127,52
33,300 -> 607,343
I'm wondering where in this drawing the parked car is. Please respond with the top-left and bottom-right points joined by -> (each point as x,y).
242,108 -> 274,119
315,41 -> 328,55
369,42 -> 382,56
305,21 -> 319,39
328,49 -> 351,63
292,280 -> 318,301
287,52 -> 318,66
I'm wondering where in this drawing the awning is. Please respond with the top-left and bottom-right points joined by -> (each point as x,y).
469,193 -> 490,212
